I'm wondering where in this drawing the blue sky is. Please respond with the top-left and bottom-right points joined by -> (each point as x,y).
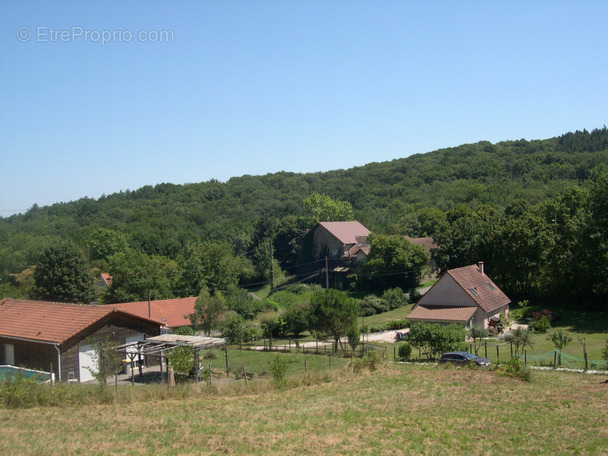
1,1 -> 607,216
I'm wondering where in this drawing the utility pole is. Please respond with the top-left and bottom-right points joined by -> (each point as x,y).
269,241 -> 274,290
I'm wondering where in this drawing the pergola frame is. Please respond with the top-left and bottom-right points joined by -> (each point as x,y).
117,334 -> 228,384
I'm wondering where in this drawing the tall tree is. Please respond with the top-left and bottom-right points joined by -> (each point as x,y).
105,250 -> 179,303
356,233 -> 429,290
188,287 -> 227,336
302,192 -> 354,226
308,289 -> 359,351
33,242 -> 95,303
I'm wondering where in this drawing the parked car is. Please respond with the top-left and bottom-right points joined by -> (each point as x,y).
438,351 -> 491,367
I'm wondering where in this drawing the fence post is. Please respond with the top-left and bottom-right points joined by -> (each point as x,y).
329,355 -> 332,369
484,342 -> 487,359
524,350 -> 527,366
394,346 -> 396,361
496,345 -> 499,363
584,350 -> 588,370
510,342 -> 513,358
553,350 -> 557,369
304,358 -> 307,372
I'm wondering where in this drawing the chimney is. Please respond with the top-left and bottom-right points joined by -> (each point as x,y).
478,261 -> 484,275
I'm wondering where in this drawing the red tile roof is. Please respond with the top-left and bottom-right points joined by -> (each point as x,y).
318,221 -> 370,245
0,298 -> 159,345
108,297 -> 196,328
405,236 -> 438,252
447,265 -> 510,313
408,305 -> 476,322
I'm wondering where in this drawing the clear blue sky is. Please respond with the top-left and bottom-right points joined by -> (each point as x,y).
1,1 -> 607,216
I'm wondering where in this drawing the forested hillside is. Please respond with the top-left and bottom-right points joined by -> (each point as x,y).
1,128 -> 607,306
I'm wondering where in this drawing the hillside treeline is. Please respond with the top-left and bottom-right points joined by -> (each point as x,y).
0,128 -> 607,307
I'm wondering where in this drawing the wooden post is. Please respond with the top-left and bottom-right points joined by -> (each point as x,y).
584,350 -> 588,370
224,344 -> 229,375
496,345 -> 499,363
242,363 -> 248,387
208,365 -> 212,386
510,342 -> 513,358
394,346 -> 396,361
304,358 -> 307,372
484,342 -> 487,359
329,355 -> 332,369
524,350 -> 527,366
553,350 -> 557,369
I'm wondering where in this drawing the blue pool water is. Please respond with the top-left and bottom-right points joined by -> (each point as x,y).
0,365 -> 53,383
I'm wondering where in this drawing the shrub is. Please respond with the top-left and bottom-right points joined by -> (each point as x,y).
221,311 -> 245,344
360,295 -> 389,315
531,309 -> 553,322
382,287 -> 406,309
407,287 -> 421,304
268,356 -> 287,389
398,343 -> 412,361
383,319 -> 410,331
283,301 -> 311,337
530,315 -> 551,333
351,350 -> 383,373
243,325 -> 263,342
495,358 -> 531,382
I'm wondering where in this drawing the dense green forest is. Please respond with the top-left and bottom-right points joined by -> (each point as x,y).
1,127 -> 607,308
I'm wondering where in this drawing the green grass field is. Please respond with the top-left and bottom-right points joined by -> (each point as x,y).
2,363 -> 607,455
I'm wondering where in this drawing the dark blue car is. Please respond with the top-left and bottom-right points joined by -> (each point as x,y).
438,351 -> 491,367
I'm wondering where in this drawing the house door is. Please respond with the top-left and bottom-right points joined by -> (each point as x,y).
78,344 -> 98,383
4,343 -> 15,365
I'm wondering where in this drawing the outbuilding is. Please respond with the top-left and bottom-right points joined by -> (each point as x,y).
0,298 -> 161,382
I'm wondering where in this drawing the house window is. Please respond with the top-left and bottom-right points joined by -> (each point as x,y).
468,288 -> 479,297
487,283 -> 496,290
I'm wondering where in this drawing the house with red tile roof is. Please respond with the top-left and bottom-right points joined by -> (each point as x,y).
306,221 -> 371,262
408,262 -> 510,328
108,297 -> 196,330
0,298 -> 161,383
301,221 -> 371,289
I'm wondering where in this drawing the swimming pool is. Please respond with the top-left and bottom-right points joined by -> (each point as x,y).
0,365 -> 54,383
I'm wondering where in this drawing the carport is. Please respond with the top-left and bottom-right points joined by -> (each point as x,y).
117,334 -> 228,384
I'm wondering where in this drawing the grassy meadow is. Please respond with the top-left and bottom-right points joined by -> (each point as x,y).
2,363 -> 607,455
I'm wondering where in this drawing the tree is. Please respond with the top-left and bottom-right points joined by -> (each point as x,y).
33,243 -> 95,303
407,322 -> 466,360
86,335 -> 123,386
356,233 -> 428,290
166,345 -> 196,378
180,241 -> 244,294
347,323 -> 360,351
87,228 -> 129,263
188,287 -> 227,336
308,289 -> 359,351
504,327 -> 534,359
105,250 -> 179,303
548,329 -> 573,365
221,311 -> 245,344
467,325 -> 489,355
302,192 -> 354,226
283,301 -> 311,337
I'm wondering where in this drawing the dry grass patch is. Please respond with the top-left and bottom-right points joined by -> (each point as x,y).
1,364 -> 607,455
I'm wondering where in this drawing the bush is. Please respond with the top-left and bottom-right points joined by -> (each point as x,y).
221,311 -> 245,344
268,356 -> 287,389
398,343 -> 412,361
243,325 -> 263,342
407,287 -> 421,304
531,309 -> 553,323
351,350 -> 383,373
530,315 -> 551,333
382,288 -> 406,310
495,358 -> 531,382
360,295 -> 389,315
383,319 -> 410,331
